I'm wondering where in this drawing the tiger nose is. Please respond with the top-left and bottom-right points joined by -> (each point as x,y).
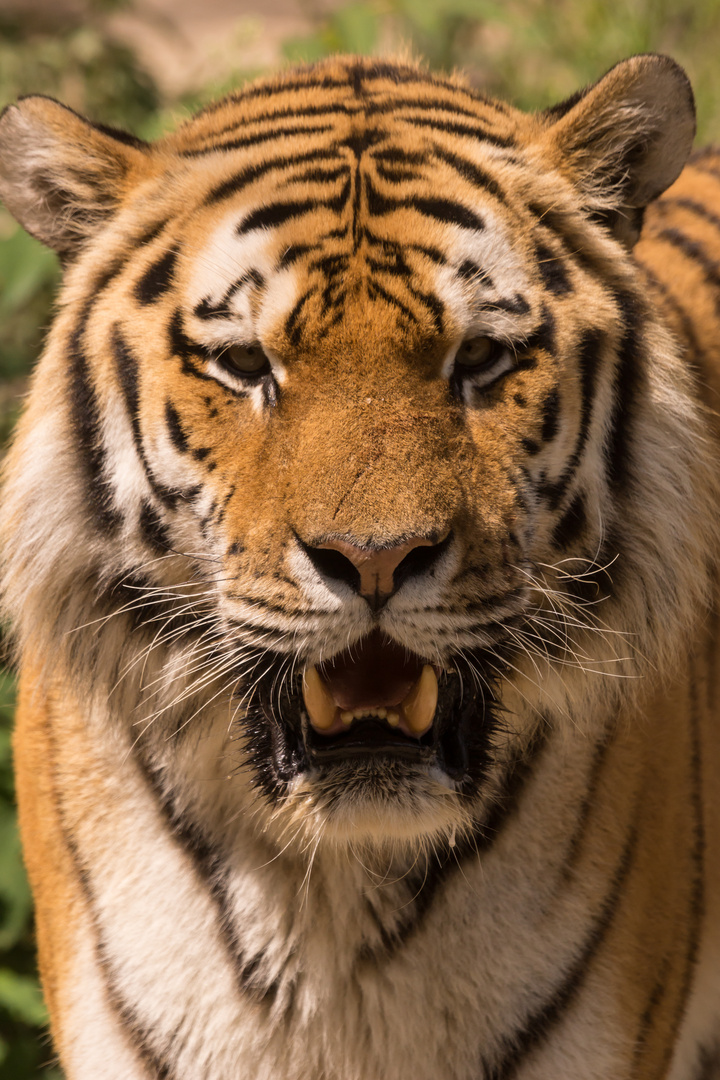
307,533 -> 451,611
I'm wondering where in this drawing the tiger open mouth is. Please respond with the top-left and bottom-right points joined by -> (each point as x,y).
302,631 -> 438,750
246,630 -> 503,799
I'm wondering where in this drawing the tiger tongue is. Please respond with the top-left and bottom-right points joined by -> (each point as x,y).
319,631 -> 423,710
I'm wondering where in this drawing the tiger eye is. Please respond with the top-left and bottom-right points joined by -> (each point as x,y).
455,336 -> 495,368
222,343 -> 269,374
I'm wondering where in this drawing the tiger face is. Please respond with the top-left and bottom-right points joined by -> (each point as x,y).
0,55 -> 710,844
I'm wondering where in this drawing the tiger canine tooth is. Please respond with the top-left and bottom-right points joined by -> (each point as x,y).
402,665 -> 438,734
302,666 -> 336,730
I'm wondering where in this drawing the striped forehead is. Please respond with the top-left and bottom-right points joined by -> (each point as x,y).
183,128 -> 537,349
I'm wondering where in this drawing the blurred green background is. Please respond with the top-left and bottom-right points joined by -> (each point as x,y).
0,0 -> 719,1073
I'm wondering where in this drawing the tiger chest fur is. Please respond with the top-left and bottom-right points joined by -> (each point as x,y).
2,52 -> 720,1080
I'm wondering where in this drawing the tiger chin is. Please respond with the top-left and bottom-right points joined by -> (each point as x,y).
2,51 -> 720,1080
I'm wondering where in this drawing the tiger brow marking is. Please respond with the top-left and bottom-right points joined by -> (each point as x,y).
393,113 -> 515,147
180,122 -> 335,158
194,269 -> 266,321
135,245 -> 178,305
485,821 -> 639,1080
367,278 -> 420,329
206,147 -> 340,204
185,100 -> 361,150
237,176 -> 351,236
428,144 -> 508,203
365,175 -> 485,233
284,288 -> 315,346
365,94 -> 514,131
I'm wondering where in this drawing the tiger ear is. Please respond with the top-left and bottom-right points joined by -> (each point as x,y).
543,55 -> 695,247
0,95 -> 148,260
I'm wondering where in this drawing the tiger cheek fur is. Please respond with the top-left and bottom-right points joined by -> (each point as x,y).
1,53 -> 720,1080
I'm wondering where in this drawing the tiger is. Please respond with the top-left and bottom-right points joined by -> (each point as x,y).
0,49 -> 719,1080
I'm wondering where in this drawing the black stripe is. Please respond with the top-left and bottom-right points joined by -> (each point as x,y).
604,291 -> 645,493
366,177 -> 484,232
540,328 -> 604,509
365,722 -> 551,960
191,65 -> 511,122
374,162 -> 423,184
457,259 -> 493,287
135,246 -> 178,305
68,322 -> 121,535
551,491 -> 586,549
641,265 -> 704,379
284,289 -> 314,347
237,197 -> 321,236
112,326 -> 180,509
136,757 -> 282,1005
406,283 -> 444,334
367,278 -> 419,327
693,1043 -> 720,1080
540,387 -> 560,443
363,227 -> 448,266
278,243 -> 316,268
393,113 -> 514,146
556,730 -> 612,886
486,822 -> 639,1080
206,148 -> 337,203
181,123 -> 335,158
139,500 -> 171,555
165,400 -> 189,453
655,227 -> 720,296
237,176 -> 350,236
46,724 -> 177,1079
167,310 -> 217,385
631,953 -> 674,1073
429,145 -> 507,202
659,195 -> 720,236
478,294 -> 530,316
536,242 -> 572,295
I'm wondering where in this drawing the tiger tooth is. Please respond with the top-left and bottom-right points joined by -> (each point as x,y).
402,665 -> 438,735
302,666 -> 337,731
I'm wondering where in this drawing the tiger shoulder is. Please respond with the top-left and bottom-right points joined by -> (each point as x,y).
1,52 -> 719,1080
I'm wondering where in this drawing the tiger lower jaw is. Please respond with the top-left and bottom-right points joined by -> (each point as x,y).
244,630 -> 501,834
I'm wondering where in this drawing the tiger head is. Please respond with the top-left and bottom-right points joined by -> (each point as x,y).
0,55 -> 715,846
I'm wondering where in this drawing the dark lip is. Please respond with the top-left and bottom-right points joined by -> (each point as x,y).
304,717 -> 436,764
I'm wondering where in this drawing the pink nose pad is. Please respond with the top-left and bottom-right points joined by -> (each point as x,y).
318,536 -> 441,608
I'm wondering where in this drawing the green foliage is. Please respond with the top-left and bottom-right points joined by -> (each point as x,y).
0,2 -> 159,132
0,669 -> 60,1078
284,0 -> 720,142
